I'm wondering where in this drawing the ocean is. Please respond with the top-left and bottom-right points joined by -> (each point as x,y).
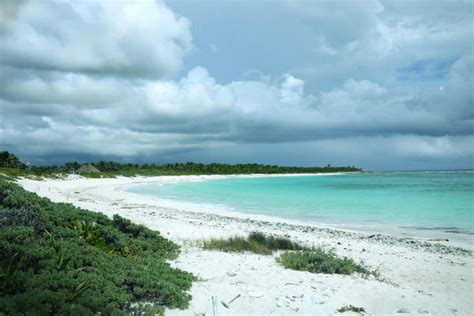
128,171 -> 474,241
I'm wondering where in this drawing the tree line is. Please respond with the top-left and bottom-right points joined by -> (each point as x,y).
0,151 -> 362,176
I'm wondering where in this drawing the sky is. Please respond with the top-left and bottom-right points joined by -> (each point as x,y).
0,0 -> 473,170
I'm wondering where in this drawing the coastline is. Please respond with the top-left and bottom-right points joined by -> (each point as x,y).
103,173 -> 471,247
18,174 -> 474,315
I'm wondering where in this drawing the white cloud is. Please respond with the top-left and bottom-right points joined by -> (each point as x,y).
143,66 -> 235,117
0,0 -> 192,78
280,74 -> 305,106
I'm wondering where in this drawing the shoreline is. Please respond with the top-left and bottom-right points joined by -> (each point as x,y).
17,174 -> 474,315
106,174 -> 472,248
99,181 -> 474,255
21,172 -> 472,247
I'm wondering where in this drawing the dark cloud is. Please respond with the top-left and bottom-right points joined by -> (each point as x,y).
0,0 -> 472,169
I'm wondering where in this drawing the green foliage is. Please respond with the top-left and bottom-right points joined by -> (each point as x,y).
337,305 -> 366,313
202,231 -> 308,255
87,161 -> 361,176
0,151 -> 362,179
0,151 -> 25,169
0,167 -> 64,180
0,179 -> 194,315
277,249 -> 376,277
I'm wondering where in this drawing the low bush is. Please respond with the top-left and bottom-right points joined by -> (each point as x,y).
337,305 -> 366,313
277,249 -> 376,277
0,179 -> 194,315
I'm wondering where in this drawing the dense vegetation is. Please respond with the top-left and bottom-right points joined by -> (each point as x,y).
82,161 -> 361,176
0,179 -> 194,315
0,151 -> 25,169
202,231 -> 308,255
0,151 -> 362,178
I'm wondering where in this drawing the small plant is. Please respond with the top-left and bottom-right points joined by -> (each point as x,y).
337,305 -> 366,313
202,231 -> 308,255
277,249 -> 378,277
45,229 -> 72,271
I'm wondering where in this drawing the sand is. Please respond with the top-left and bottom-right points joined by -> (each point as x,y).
18,175 -> 473,315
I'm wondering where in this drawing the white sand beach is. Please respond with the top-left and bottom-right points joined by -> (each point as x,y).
19,175 -> 473,315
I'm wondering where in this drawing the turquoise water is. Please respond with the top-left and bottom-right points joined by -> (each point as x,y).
128,171 -> 474,237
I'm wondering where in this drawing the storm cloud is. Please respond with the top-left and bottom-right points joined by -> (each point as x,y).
0,0 -> 472,169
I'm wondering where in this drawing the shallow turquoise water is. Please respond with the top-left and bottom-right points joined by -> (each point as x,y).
129,171 -> 474,237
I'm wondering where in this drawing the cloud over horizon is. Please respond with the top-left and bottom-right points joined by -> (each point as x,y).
0,0 -> 472,170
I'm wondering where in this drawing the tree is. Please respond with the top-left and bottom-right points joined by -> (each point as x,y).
0,151 -> 25,169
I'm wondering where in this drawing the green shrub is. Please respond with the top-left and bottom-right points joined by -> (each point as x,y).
277,249 -> 376,276
0,179 -> 194,315
202,231 -> 307,255
337,305 -> 366,313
